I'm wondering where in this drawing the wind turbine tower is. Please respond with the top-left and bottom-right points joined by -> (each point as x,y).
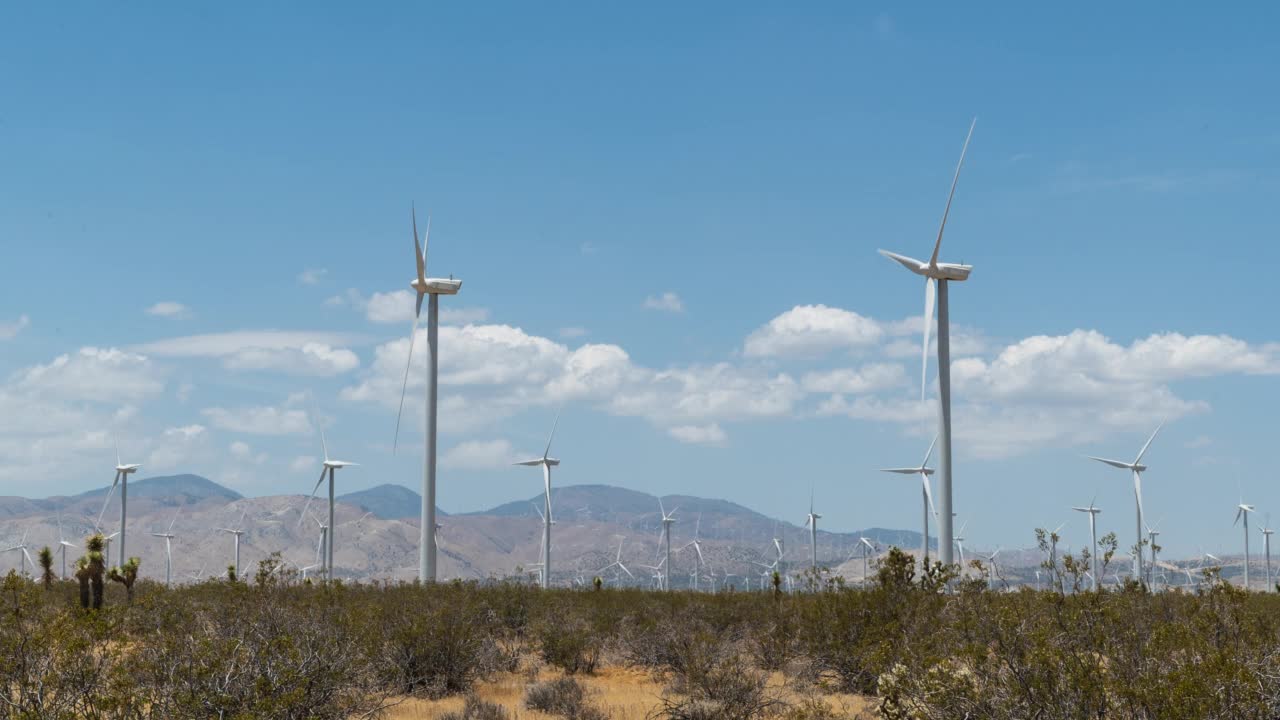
217,511 -> 247,579
1236,501 -> 1256,590
806,490 -> 822,574
97,445 -> 141,567
879,434 -> 938,570
56,513 -> 78,580
657,500 -> 678,591
1072,500 -> 1102,591
1262,517 -> 1275,592
394,208 -> 462,583
1087,423 -> 1162,582
877,119 -> 977,568
149,512 -> 179,587
514,413 -> 562,589
303,406 -> 357,579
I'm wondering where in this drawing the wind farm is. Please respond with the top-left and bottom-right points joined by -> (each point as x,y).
5,4 -> 1280,717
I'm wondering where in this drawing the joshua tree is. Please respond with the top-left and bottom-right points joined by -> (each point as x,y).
74,556 -> 91,609
37,546 -> 55,589
772,570 -> 782,595
85,533 -> 107,609
226,564 -> 238,583
108,557 -> 141,603
593,576 -> 603,591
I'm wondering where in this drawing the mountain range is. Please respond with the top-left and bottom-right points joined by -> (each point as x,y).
0,474 -> 1054,587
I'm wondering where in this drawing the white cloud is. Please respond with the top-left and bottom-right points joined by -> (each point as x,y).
0,315 -> 30,340
801,363 -> 907,394
10,347 -> 163,404
560,327 -> 588,339
441,439 -> 522,470
132,331 -> 361,375
667,424 -> 728,446
643,292 -> 685,313
222,343 -> 359,376
289,455 -> 316,474
365,290 -> 414,324
744,305 -> 882,358
146,424 -> 208,471
297,268 -> 328,285
201,405 -> 312,436
229,440 -> 252,458
145,301 -> 190,318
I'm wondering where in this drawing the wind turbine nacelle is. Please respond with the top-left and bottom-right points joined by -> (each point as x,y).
932,263 -> 973,281
412,278 -> 463,295
1132,463 -> 1147,473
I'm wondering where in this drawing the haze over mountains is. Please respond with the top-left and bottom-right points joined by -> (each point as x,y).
0,473 -> 1113,587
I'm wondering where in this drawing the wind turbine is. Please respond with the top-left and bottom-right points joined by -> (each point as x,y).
4,528 -> 33,577
56,513 -> 78,580
597,537 -> 634,584
857,537 -> 876,587
953,520 -> 968,576
984,548 -> 1002,591
1145,520 -> 1163,592
513,413 -> 561,590
879,434 -> 938,569
1235,501 -> 1256,590
877,119 -> 977,568
1087,422 -> 1163,582
393,207 -> 462,583
97,443 -> 141,567
308,514 -> 329,580
187,562 -> 207,582
1262,515 -> 1274,592
217,511 -> 247,579
149,511 -> 179,588
102,531 -> 119,563
301,405 -> 357,580
1044,521 -> 1066,575
1072,499 -> 1102,591
679,513 -> 705,591
805,489 -> 822,575
656,499 -> 678,591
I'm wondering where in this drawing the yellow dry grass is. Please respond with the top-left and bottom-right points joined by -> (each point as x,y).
376,665 -> 877,719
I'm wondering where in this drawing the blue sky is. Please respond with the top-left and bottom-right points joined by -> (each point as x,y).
2,3 -> 1279,558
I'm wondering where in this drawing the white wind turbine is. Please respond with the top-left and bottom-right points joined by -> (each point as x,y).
308,514 -> 329,580
56,513 -> 78,580
879,434 -> 938,569
1145,520 -> 1163,592
102,531 -> 119,563
656,499 -> 678,591
1235,500 -> 1256,590
301,406 -> 357,579
856,537 -> 876,587
1087,422 -> 1163,582
217,510 -> 247,579
877,119 -> 977,568
1072,499 -> 1102,591
393,207 -> 462,584
4,528 -> 33,577
953,520 -> 968,576
149,511 -> 180,588
805,489 -> 822,575
513,413 -> 562,590
597,537 -> 634,584
97,443 -> 141,567
984,548 -> 1002,590
680,513 -> 706,591
1262,515 -> 1274,592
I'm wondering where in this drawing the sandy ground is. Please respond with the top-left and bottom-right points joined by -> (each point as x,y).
377,665 -> 876,719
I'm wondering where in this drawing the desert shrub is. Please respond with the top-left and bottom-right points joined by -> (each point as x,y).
525,676 -> 607,719
440,694 -> 511,720
375,585 -> 503,698
538,617 -> 601,674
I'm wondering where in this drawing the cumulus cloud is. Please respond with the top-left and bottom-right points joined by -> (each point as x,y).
145,301 -> 190,318
10,347 -> 163,404
643,292 -> 685,313
667,423 -> 728,446
133,331 -> 361,376
289,455 -> 316,474
201,405 -> 312,436
441,439 -> 522,470
0,315 -> 30,340
333,287 -> 488,326
801,364 -> 907,394
146,424 -> 208,471
744,305 -> 882,357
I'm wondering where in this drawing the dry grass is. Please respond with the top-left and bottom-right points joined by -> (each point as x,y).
376,665 -> 876,719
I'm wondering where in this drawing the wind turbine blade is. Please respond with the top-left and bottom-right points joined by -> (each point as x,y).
115,438 -> 121,469
1235,507 -> 1243,526
312,397 -> 329,462
922,433 -> 939,468
298,469 -> 328,529
96,471 -> 121,529
168,509 -> 180,533
921,278 -> 935,400
392,309 -> 422,455
930,117 -> 976,269
412,205 -> 426,283
920,472 -> 938,517
1133,470 -> 1145,528
1134,422 -> 1164,465
1087,456 -> 1133,470
543,408 -> 562,460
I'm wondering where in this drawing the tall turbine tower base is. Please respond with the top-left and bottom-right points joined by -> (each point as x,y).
936,279 -> 954,567
421,293 -> 440,582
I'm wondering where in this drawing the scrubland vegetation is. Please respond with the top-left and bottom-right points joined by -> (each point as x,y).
5,538 -> 1280,719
